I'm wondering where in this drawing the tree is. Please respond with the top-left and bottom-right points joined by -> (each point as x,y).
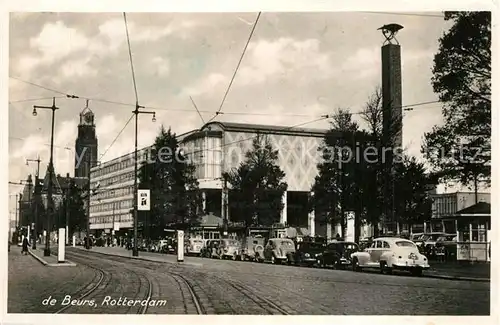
360,87 -> 403,235
393,156 -> 434,230
227,134 -> 288,231
54,179 -> 86,236
311,108 -> 364,240
423,11 -> 491,198
139,125 -> 202,239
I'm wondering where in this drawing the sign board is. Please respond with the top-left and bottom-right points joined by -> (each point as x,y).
137,189 -> 150,211
177,230 -> 184,262
113,222 -> 120,231
457,242 -> 470,261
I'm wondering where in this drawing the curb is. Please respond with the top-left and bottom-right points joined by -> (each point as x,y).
425,273 -> 490,282
29,249 -> 48,266
28,249 -> 77,267
73,248 -> 203,267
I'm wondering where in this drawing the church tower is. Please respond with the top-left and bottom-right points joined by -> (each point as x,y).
75,100 -> 98,178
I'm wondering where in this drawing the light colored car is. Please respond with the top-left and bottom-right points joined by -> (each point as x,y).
219,239 -> 242,260
241,236 -> 265,262
187,238 -> 204,256
350,237 -> 430,276
263,238 -> 296,265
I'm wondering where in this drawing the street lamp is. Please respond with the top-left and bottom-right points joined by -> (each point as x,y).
26,157 -> 41,249
33,97 -> 59,257
132,104 -> 156,257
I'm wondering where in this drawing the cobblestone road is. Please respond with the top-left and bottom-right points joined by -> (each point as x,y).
8,248 -> 490,315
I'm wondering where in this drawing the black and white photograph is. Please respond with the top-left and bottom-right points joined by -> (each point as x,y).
3,3 -> 494,322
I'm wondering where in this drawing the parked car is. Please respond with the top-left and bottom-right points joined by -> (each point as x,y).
317,241 -> 359,269
201,239 -> 222,258
294,241 -> 325,267
160,238 -> 176,254
219,239 -> 242,260
241,236 -> 265,262
351,237 -> 430,276
263,238 -> 296,265
186,238 -> 204,256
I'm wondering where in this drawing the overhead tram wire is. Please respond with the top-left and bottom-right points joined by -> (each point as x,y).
10,75 -> 443,116
123,13 -> 139,103
99,113 -> 135,161
207,11 -> 262,123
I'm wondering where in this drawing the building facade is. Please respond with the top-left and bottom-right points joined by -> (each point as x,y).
88,121 -> 330,236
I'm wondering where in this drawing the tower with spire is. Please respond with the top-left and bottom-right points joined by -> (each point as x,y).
75,100 -> 98,178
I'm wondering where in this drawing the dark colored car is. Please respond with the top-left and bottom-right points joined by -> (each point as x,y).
317,241 -> 359,269
294,242 -> 325,267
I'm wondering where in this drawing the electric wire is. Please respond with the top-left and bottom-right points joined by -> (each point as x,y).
9,76 -> 443,117
123,12 -> 139,104
362,11 -> 445,18
99,114 -> 135,161
207,11 -> 261,123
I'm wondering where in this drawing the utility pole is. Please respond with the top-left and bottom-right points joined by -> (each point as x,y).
65,174 -> 70,245
33,97 -> 59,256
222,172 -> 229,238
86,158 -> 91,249
27,157 -> 41,249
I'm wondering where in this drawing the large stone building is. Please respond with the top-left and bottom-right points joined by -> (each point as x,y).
88,121 -> 333,236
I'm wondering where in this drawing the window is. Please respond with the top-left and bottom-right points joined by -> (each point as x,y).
383,241 -> 390,249
395,241 -> 416,248
375,241 -> 382,248
471,223 -> 486,242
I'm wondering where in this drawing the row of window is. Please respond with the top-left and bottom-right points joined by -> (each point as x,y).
90,200 -> 133,213
95,172 -> 135,187
91,215 -> 132,225
92,186 -> 134,201
92,152 -> 148,178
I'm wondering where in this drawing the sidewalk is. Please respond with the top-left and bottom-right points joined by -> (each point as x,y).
72,246 -> 203,267
29,246 -> 76,267
426,261 -> 490,282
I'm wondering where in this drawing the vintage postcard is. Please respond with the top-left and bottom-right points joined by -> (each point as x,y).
2,1 -> 496,325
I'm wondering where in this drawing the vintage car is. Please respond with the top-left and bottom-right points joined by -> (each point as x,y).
263,238 -> 296,265
200,239 -> 222,258
317,241 -> 359,269
294,241 -> 325,267
218,239 -> 242,260
186,238 -> 204,256
241,236 -> 266,262
350,237 -> 430,276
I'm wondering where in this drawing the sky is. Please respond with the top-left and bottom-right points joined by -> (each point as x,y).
7,11 -> 489,221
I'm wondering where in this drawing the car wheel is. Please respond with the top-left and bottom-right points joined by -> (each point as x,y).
411,268 -> 423,277
352,257 -> 361,272
380,261 -> 392,275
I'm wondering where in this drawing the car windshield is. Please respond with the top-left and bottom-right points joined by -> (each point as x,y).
395,241 -> 416,248
299,243 -> 323,250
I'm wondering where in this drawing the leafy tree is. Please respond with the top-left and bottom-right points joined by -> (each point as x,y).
311,108 -> 364,240
139,125 -> 202,239
55,179 -> 86,236
393,156 -> 434,229
360,87 -> 403,235
227,134 -> 288,231
423,11 -> 491,198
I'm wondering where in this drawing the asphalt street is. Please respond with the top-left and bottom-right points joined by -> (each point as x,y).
8,248 -> 490,315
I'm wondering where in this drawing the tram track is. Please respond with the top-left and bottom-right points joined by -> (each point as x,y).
59,250 -> 153,314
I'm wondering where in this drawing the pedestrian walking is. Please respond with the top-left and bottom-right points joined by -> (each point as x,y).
21,236 -> 30,255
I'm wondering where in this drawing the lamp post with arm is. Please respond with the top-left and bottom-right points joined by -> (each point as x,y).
33,97 -> 59,256
132,105 -> 156,257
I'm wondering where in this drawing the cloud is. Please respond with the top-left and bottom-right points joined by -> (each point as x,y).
152,57 -> 170,77
238,38 -> 332,85
182,73 -> 228,96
